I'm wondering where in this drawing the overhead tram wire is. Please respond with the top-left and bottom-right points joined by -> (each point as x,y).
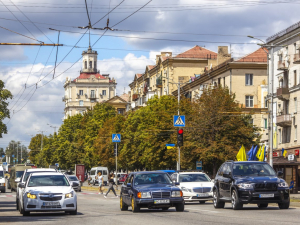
8,0 -> 54,43
0,25 -> 42,42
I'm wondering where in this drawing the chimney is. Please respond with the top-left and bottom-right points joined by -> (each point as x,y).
217,46 -> 231,65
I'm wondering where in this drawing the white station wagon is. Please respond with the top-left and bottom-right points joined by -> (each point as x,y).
18,172 -> 77,216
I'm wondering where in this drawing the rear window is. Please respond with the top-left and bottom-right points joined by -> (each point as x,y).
91,170 -> 96,175
103,170 -> 107,175
68,176 -> 79,181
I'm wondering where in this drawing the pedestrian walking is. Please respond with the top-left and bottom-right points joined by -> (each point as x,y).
87,173 -> 92,186
104,173 -> 118,198
97,172 -> 104,194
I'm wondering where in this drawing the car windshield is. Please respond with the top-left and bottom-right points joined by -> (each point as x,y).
16,171 -> 24,178
68,176 -> 78,181
134,173 -> 172,186
0,171 -> 3,178
179,174 -> 211,182
28,175 -> 69,187
232,163 -> 276,176
24,171 -> 53,182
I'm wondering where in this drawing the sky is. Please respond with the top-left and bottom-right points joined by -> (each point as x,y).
0,0 -> 300,149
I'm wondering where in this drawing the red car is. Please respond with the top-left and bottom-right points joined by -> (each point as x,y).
118,174 -> 128,184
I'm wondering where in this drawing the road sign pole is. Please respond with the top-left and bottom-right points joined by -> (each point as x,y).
115,143 -> 118,184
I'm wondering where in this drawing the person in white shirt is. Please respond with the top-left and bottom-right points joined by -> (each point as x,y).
97,172 -> 103,194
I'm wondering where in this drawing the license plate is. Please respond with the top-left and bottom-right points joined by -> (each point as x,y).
259,194 -> 274,198
43,202 -> 60,206
197,193 -> 209,197
154,199 -> 170,204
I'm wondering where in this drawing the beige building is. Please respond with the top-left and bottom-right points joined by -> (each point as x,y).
128,45 -> 231,110
63,46 -> 116,119
172,48 -> 269,143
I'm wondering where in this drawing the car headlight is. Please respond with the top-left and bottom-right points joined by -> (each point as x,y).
181,187 -> 192,192
26,193 -> 37,199
278,182 -> 288,188
137,192 -> 151,198
171,191 -> 183,197
65,191 -> 74,199
237,183 -> 253,189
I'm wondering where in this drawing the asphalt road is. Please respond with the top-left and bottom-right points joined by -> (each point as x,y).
1,188 -> 300,225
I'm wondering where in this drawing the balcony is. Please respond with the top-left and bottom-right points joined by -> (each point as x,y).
276,87 -> 290,100
294,53 -> 300,64
156,76 -> 162,88
276,114 -> 292,127
132,94 -> 139,101
89,94 -> 96,99
278,61 -> 288,70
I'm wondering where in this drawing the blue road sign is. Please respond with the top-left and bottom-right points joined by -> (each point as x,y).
196,161 -> 202,170
12,155 -> 14,157
16,159 -> 18,162
3,162 -> 7,166
166,144 -> 175,147
55,163 -> 59,167
173,115 -> 185,127
13,160 -> 15,163
1,155 -> 4,158
112,134 -> 121,143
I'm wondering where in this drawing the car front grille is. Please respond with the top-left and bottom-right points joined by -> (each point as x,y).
39,193 -> 63,201
254,183 -> 277,191
193,187 -> 211,193
41,205 -> 62,209
152,192 -> 170,198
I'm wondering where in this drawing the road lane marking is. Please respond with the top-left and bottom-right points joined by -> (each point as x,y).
185,207 -> 220,213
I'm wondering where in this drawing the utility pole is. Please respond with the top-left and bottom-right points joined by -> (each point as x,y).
269,45 -> 274,167
17,142 -> 19,164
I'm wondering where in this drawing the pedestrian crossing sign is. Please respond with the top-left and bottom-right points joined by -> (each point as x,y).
112,134 -> 121,142
173,115 -> 185,127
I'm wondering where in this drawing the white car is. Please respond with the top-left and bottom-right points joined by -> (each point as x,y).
18,172 -> 77,216
16,168 -> 57,210
171,172 -> 214,203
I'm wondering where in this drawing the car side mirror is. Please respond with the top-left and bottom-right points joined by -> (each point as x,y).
211,179 -> 215,183
127,183 -> 131,188
174,182 -> 180,186
72,182 -> 79,187
223,173 -> 231,178
18,183 -> 25,188
277,171 -> 283,178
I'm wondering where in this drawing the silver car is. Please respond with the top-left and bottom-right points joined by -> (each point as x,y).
67,175 -> 81,192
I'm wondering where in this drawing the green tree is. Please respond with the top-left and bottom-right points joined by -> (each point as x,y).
0,80 -> 12,137
5,140 -> 29,164
185,86 -> 261,176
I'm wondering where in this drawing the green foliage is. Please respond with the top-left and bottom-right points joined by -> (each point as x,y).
5,140 -> 28,164
0,80 -> 12,138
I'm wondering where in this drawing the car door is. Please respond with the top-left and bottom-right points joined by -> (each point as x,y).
122,174 -> 133,205
215,164 -> 225,197
222,163 -> 232,198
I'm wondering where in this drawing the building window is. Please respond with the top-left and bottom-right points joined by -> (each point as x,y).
282,127 -> 291,143
264,119 -> 268,129
117,108 -> 124,115
218,78 -> 221,86
245,96 -> 254,107
245,74 -> 253,86
84,61 -> 87,69
79,100 -> 83,106
279,129 -> 282,144
102,90 -> 106,96
264,97 -> 268,108
223,77 -> 225,87
295,97 -> 297,113
294,70 -> 297,86
80,111 -> 84,115
89,61 -> 92,69
295,125 -> 298,141
249,118 -> 254,125
79,90 -> 83,95
90,90 -> 95,98
94,61 -> 97,70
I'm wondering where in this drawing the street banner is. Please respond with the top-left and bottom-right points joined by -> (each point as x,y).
75,164 -> 85,182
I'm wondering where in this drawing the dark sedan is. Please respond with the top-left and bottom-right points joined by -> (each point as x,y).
120,171 -> 184,213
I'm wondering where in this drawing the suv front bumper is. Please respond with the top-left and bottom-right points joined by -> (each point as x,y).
238,188 -> 290,204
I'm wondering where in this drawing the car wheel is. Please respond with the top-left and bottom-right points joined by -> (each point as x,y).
278,202 -> 290,209
131,197 -> 140,213
70,206 -> 77,215
21,200 -> 30,216
19,200 -> 23,214
162,207 -> 169,211
257,203 -> 268,208
199,201 -> 206,204
213,189 -> 225,208
175,203 -> 184,212
120,196 -> 128,211
231,190 -> 243,210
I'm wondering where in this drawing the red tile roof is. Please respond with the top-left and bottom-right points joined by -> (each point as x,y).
236,48 -> 268,62
136,73 -> 143,78
120,93 -> 130,102
147,65 -> 155,70
175,45 -> 217,59
74,73 -> 107,80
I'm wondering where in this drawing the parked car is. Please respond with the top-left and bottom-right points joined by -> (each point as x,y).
114,173 -> 127,184
120,171 -> 184,213
67,175 -> 81,192
170,171 -> 213,203
16,168 -> 57,210
213,160 -> 290,210
119,174 -> 128,185
18,172 -> 77,216
0,165 -> 5,193
90,167 -> 109,186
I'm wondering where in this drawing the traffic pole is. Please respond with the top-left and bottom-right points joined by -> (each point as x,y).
115,143 -> 118,184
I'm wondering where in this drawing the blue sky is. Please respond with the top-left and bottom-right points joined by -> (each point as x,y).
1,0 -> 300,149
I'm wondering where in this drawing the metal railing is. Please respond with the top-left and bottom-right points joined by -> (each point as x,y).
266,21 -> 300,43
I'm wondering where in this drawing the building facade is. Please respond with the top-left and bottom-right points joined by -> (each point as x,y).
128,45 -> 231,110
172,48 -> 269,143
63,46 -> 116,119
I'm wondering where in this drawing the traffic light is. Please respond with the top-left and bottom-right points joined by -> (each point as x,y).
177,128 -> 183,147
114,143 -> 118,156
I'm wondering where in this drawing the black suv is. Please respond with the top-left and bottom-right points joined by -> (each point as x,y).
213,161 -> 290,210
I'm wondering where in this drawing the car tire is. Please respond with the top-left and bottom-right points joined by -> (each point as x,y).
70,206 -> 77,215
21,200 -> 30,216
213,189 -> 225,208
257,203 -> 268,208
278,202 -> 290,209
162,207 -> 169,211
131,197 -> 140,213
199,201 -> 206,204
231,190 -> 243,210
19,200 -> 23,214
120,196 -> 128,211
175,203 -> 184,212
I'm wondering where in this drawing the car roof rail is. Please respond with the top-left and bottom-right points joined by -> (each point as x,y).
226,160 -> 234,162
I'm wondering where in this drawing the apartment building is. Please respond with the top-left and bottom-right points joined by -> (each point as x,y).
266,21 -> 300,155
128,45 -> 231,110
172,48 -> 269,143
63,46 -> 116,119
